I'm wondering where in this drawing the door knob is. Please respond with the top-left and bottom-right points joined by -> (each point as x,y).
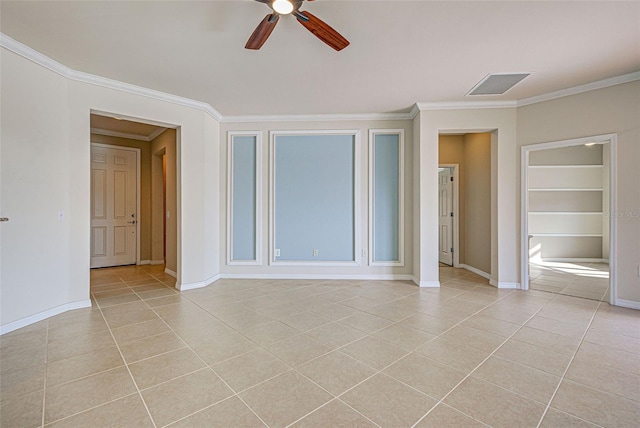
127,220 -> 137,224
0,217 -> 9,222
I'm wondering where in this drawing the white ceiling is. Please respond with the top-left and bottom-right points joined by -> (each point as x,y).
2,1 -> 639,116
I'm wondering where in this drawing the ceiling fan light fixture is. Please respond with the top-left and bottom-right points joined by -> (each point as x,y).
272,0 -> 294,15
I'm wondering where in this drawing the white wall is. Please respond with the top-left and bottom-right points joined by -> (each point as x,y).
1,49 -> 75,328
219,120 -> 414,279
0,46 -> 221,331
517,81 -> 640,305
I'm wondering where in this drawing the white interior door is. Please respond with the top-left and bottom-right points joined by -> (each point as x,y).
438,168 -> 454,265
91,145 -> 137,268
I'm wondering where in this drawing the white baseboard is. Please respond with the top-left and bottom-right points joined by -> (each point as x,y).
0,299 -> 92,335
139,260 -> 150,265
495,282 -> 520,289
150,260 -> 165,265
164,268 -> 177,278
459,264 -> 491,280
178,274 -> 221,291
614,299 -> 640,310
418,280 -> 441,288
219,273 -> 415,281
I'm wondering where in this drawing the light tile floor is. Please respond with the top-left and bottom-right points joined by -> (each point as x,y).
1,265 -> 639,427
530,260 -> 610,301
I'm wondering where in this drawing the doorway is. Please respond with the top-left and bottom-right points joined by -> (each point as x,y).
89,113 -> 178,278
438,133 -> 493,282
521,134 -> 616,303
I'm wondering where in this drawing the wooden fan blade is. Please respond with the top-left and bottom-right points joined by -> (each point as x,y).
245,14 -> 279,50
296,11 -> 349,51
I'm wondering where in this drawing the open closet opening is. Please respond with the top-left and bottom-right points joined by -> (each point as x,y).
522,135 -> 616,302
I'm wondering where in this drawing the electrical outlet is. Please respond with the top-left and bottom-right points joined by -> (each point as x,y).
57,210 -> 65,221
313,249 -> 318,257
275,249 -> 280,257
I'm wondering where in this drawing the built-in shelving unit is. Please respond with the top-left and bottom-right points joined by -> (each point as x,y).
528,163 -> 605,260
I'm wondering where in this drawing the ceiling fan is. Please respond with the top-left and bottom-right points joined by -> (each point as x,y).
245,0 -> 350,51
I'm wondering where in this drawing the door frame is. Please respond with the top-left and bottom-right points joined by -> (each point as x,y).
90,142 -> 142,266
438,163 -> 460,267
520,133 -> 617,304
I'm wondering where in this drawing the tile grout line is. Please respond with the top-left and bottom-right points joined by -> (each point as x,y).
92,287 -> 159,428
237,279 -> 516,427
83,269 -> 614,427
130,287 -> 271,428
41,393 -> 141,427
409,290 -> 559,427
40,319 -> 50,427
534,300 -> 603,428
270,285 -> 521,427
178,282 -> 400,427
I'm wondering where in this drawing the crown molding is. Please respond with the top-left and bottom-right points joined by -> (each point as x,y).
220,112 -> 415,123
3,32 -> 638,124
90,127 -> 167,142
416,101 -> 518,111
516,71 -> 640,107
90,128 -> 149,141
147,127 -> 168,141
0,33 -> 223,121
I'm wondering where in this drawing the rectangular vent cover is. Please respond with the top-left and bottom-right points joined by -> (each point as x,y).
467,73 -> 530,96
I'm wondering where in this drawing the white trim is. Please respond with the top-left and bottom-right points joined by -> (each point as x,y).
177,274 -> 220,291
0,300 -> 92,335
164,268 -> 177,278
90,143 -> 142,267
220,273 -> 416,281
150,260 -> 165,265
91,128 -> 150,142
607,138 -> 618,306
91,127 -> 167,142
438,164 -> 460,268
91,110 -> 178,130
139,260 -> 151,265
3,32 -> 638,124
419,280 -> 441,288
613,299 -> 640,311
222,112 -> 414,123
494,282 -> 520,289
521,134 -> 618,306
226,131 -> 262,266
368,129 -> 405,267
459,264 -> 491,280
517,71 -> 640,107
147,127 -> 168,141
0,33 -> 223,121
264,261 -> 360,267
417,101 -> 517,111
269,130 -> 361,266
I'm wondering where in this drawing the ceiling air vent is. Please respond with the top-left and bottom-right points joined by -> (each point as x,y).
467,73 -> 531,96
